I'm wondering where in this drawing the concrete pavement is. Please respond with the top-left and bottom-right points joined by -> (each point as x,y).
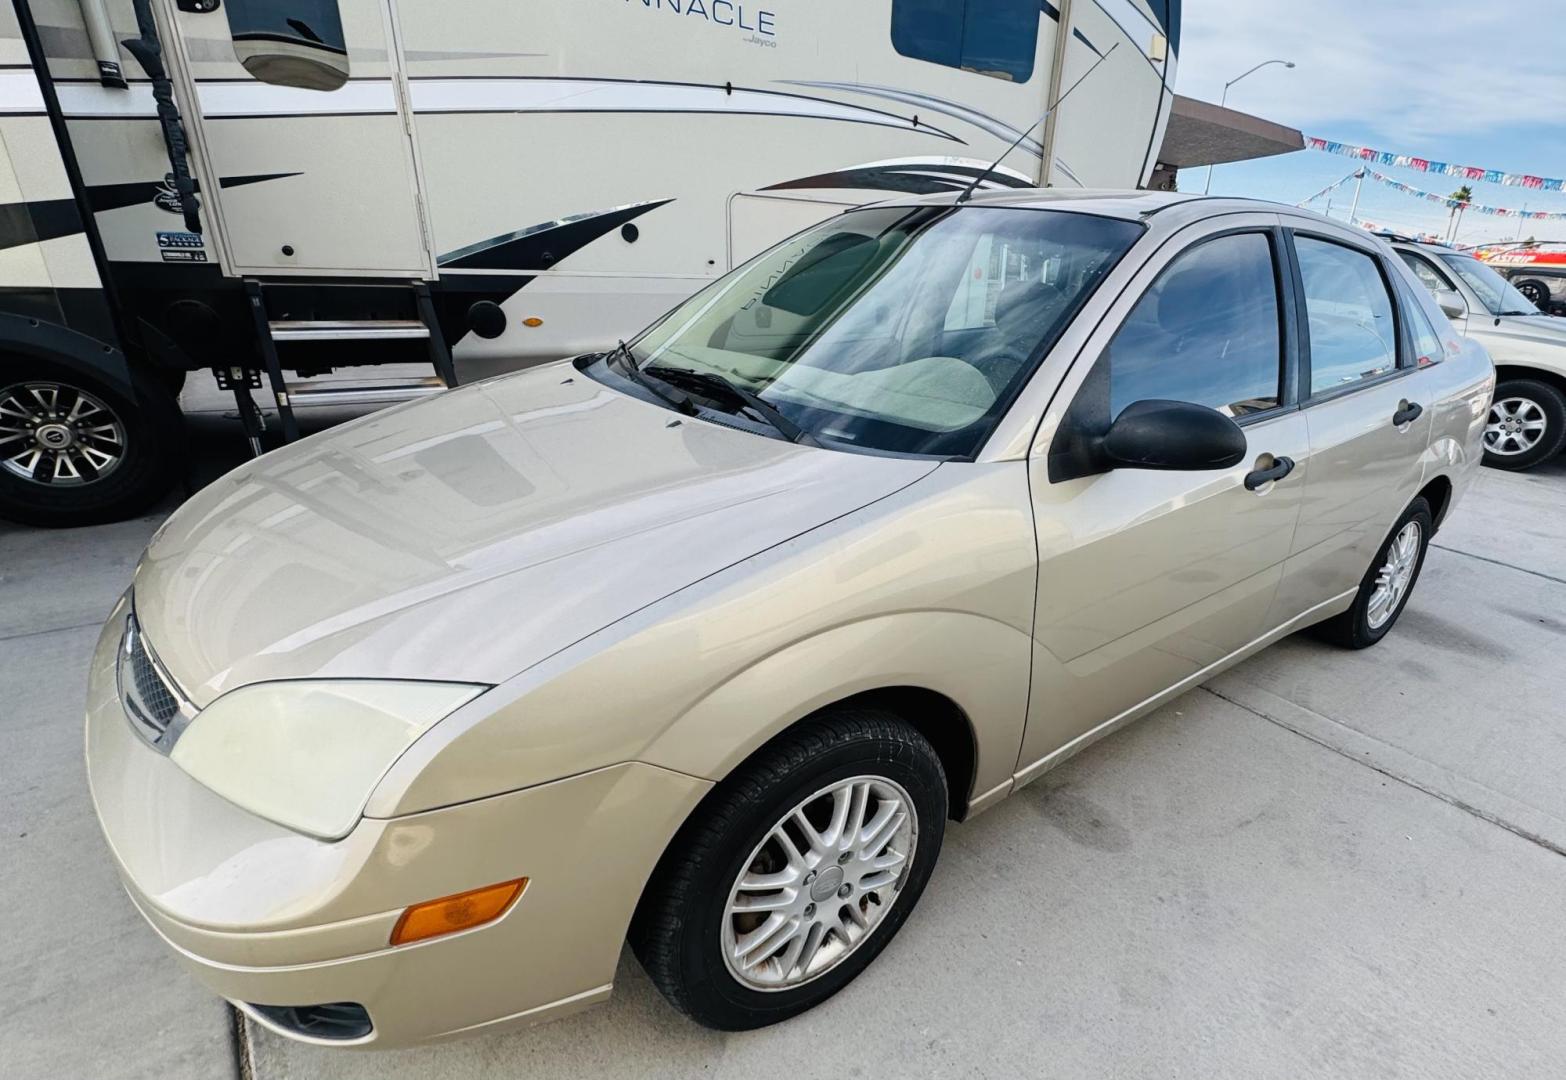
2,399 -> 1564,1077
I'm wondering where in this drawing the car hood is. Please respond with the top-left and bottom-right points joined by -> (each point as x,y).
1474,314 -> 1566,350
133,362 -> 937,705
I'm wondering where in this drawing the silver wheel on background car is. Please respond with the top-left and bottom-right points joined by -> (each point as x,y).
1366,520 -> 1422,630
721,775 -> 917,992
1484,397 -> 1549,458
0,381 -> 127,486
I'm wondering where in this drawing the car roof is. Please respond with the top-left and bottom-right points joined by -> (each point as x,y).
870,187 -> 1285,221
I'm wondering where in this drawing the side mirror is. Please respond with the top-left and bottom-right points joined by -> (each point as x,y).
1101,399 -> 1248,472
1435,289 -> 1467,320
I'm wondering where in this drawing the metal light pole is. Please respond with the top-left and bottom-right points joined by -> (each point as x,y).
1203,59 -> 1295,194
1347,169 -> 1365,227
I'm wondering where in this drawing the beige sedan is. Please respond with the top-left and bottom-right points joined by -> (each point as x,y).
86,191 -> 1492,1048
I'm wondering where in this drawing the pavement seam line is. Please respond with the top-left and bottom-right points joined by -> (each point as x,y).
0,618 -> 103,644
1430,542 -> 1566,587
1201,683 -> 1566,861
228,1005 -> 255,1080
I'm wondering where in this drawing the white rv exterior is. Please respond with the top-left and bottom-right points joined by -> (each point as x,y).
0,0 -> 1180,524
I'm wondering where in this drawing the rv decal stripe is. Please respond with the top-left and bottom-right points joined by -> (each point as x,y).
49,79 -> 400,119
764,161 -> 1033,197
0,174 -> 299,251
439,200 -> 673,271
407,79 -> 959,139
33,76 -> 961,140
782,81 -> 1043,159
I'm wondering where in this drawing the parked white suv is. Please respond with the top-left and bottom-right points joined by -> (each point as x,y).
1391,236 -> 1566,470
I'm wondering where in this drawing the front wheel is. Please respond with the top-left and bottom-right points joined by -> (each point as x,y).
0,357 -> 183,527
1483,378 -> 1566,471
630,709 -> 947,1030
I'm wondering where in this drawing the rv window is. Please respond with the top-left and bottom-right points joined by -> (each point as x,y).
223,0 -> 350,90
891,0 -> 1040,83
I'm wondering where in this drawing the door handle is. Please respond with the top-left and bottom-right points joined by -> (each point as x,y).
1244,456 -> 1295,491
1392,400 -> 1424,426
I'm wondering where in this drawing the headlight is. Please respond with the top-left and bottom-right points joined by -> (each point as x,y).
169,680 -> 486,840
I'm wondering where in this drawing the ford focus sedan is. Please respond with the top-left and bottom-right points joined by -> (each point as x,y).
86,191 -> 1492,1048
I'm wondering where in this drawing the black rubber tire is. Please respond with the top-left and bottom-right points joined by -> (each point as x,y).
1311,497 -> 1433,649
1512,279 -> 1551,310
629,709 -> 947,1031
1483,378 -> 1566,471
0,357 -> 184,528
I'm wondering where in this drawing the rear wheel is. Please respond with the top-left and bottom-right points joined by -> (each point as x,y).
1311,497 -> 1433,649
630,709 -> 947,1030
1483,378 -> 1566,471
1512,279 -> 1550,309
0,357 -> 183,527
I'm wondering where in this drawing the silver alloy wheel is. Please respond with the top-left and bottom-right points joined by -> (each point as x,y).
721,775 -> 917,992
0,381 -> 126,486
1484,396 -> 1548,457
1367,520 -> 1422,630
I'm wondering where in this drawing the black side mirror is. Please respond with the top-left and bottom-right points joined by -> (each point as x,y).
1101,399 -> 1248,472
1052,396 -> 1246,478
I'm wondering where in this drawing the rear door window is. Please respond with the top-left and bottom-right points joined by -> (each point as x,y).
891,0 -> 1040,83
1297,237 -> 1398,396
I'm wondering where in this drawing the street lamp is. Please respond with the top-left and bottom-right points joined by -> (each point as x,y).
1202,59 -> 1295,194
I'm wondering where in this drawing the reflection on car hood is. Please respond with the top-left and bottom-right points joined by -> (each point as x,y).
134,362 -> 937,704
1476,314 -> 1566,348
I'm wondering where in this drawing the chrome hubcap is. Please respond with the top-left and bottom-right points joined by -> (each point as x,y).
0,381 -> 126,486
722,775 -> 917,991
1367,521 -> 1422,630
1484,397 -> 1547,457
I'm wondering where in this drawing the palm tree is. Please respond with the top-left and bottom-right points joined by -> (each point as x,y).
1447,185 -> 1474,242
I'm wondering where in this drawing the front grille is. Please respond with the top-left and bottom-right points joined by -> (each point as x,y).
117,613 -> 188,746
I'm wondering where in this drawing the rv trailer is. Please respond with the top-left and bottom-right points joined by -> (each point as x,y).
0,0 -> 1180,526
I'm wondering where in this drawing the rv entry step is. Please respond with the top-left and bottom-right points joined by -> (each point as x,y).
240,278 -> 458,448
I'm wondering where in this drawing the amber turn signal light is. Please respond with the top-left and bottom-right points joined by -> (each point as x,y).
390,878 -> 527,946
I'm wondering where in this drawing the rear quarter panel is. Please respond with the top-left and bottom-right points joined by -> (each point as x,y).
1422,336 -> 1494,523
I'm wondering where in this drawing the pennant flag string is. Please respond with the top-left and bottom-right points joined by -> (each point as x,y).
1359,169 -> 1566,220
1306,137 -> 1566,193
1294,171 -> 1361,208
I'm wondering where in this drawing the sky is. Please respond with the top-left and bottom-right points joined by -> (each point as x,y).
1175,0 -> 1566,244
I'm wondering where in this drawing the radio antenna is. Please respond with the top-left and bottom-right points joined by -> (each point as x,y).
956,42 -> 1121,204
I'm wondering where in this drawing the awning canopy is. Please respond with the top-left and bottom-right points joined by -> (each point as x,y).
1157,95 -> 1304,169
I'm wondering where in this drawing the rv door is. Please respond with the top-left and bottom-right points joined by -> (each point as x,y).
157,0 -> 430,276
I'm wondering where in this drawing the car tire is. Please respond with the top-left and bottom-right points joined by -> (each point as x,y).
1482,378 -> 1566,471
1311,497 -> 1433,650
629,708 -> 947,1031
1512,278 -> 1551,310
0,356 -> 184,528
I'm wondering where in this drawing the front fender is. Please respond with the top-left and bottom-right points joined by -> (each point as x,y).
636,611 -> 1031,802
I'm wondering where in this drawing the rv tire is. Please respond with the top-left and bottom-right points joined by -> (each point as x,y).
0,355 -> 184,528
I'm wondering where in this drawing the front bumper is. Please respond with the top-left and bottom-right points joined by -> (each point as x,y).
83,598 -> 710,1048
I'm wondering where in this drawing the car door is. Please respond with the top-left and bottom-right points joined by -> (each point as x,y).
1267,230 -> 1435,619
1017,217 -> 1309,777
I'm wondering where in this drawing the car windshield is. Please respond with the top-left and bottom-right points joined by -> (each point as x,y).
607,205 -> 1143,457
1439,253 -> 1541,316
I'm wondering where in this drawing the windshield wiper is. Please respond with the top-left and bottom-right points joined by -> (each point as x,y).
608,341 -> 696,416
645,365 -> 819,446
